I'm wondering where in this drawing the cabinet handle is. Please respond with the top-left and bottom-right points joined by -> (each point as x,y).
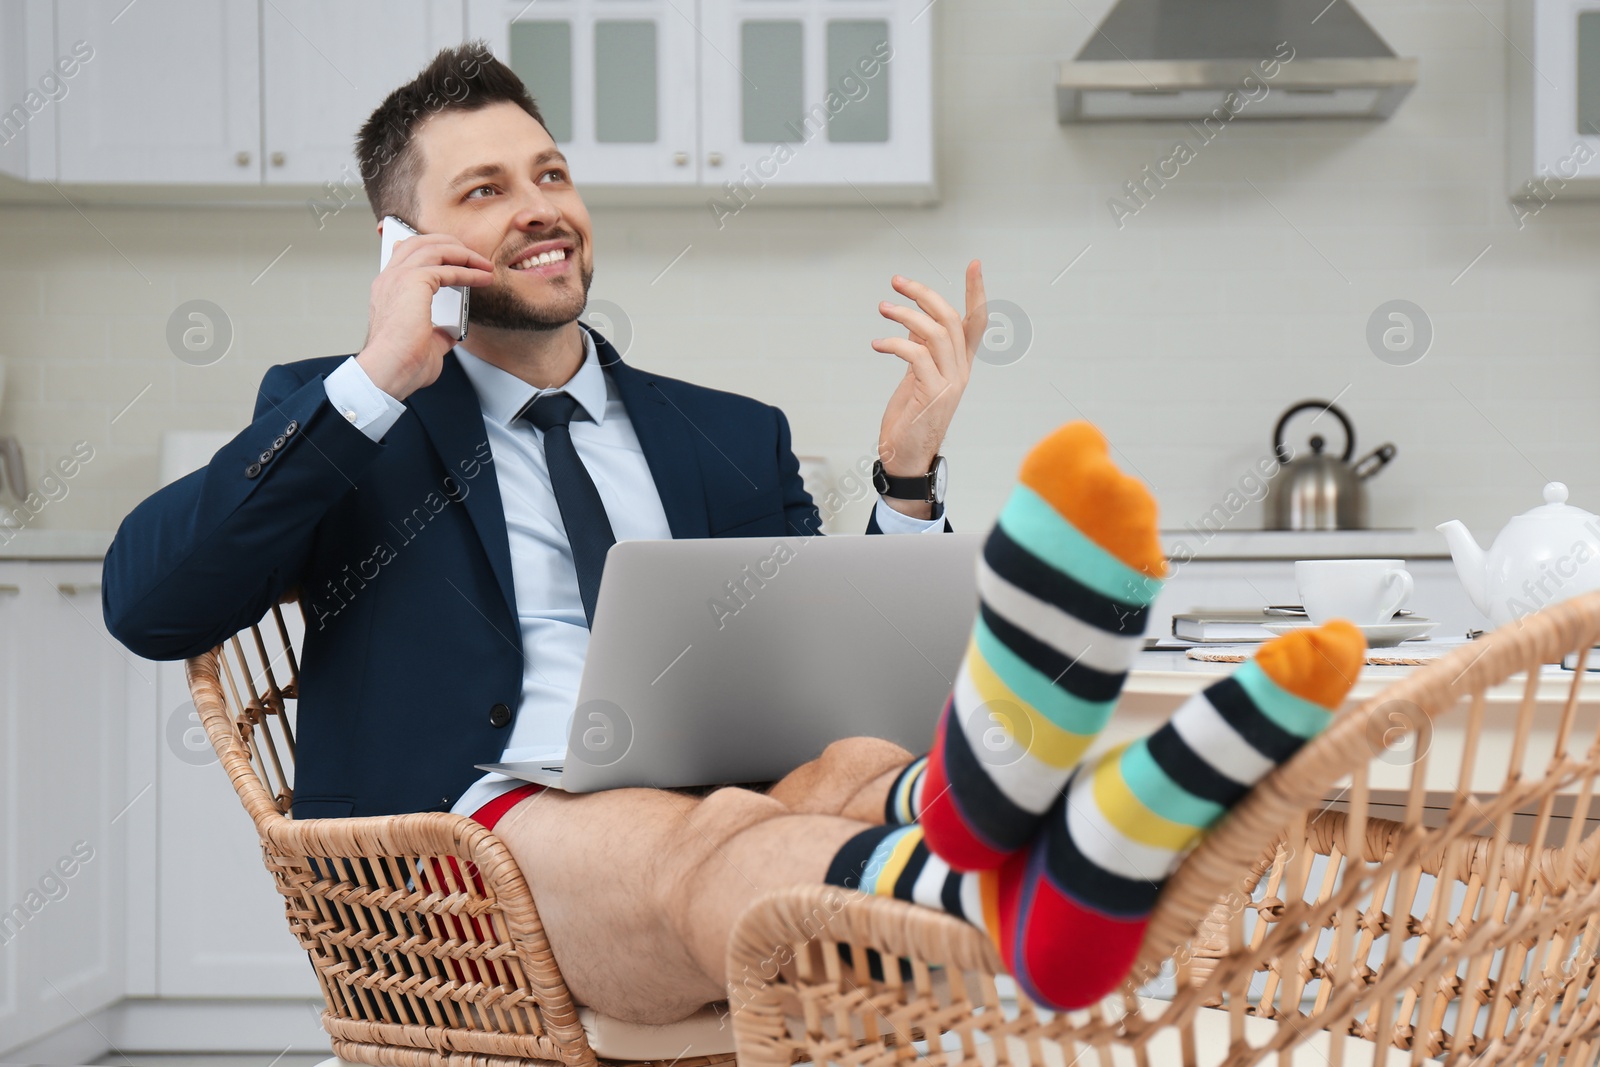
0,584 -> 18,595
707,152 -> 724,167
271,151 -> 286,167
673,151 -> 689,166
57,581 -> 100,596
235,151 -> 252,167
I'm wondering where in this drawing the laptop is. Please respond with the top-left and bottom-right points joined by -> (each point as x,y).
476,531 -> 983,792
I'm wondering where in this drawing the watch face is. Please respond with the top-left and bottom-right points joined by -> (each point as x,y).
933,456 -> 948,502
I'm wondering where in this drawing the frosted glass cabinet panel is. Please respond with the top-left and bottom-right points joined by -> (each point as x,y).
741,21 -> 805,142
700,0 -> 931,188
469,0 -> 700,185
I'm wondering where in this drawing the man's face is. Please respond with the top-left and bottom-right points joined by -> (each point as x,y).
409,101 -> 595,331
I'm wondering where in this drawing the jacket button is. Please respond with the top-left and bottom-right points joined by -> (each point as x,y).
273,435 -> 286,449
245,462 -> 262,478
285,420 -> 298,436
488,703 -> 512,728
259,448 -> 274,464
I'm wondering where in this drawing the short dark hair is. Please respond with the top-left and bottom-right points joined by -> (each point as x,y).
355,41 -> 545,223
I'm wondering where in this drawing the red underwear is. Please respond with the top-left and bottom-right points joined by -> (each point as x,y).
433,782 -> 544,985
469,781 -> 545,830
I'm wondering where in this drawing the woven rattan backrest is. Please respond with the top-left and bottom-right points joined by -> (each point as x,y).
1130,590 -> 1600,1063
187,599 -> 304,831
728,594 -> 1600,1067
186,600 -> 603,1064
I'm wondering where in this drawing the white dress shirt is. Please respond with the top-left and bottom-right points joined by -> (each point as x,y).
321,333 -> 943,817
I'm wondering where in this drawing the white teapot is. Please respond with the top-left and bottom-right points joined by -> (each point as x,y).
1437,483 -> 1600,629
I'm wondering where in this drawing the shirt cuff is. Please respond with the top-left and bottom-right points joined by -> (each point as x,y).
872,496 -> 945,534
323,356 -> 406,443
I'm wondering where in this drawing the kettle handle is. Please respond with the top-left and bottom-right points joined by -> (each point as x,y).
1352,442 -> 1396,480
1273,400 -> 1355,464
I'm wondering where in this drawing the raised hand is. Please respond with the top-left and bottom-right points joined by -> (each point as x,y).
872,260 -> 986,501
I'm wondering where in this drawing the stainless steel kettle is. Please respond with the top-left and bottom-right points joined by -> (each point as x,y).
1266,400 -> 1395,530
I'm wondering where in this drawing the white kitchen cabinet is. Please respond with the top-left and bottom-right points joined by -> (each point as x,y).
467,0 -> 935,196
53,0 -> 261,184
42,0 -> 469,188
262,0 -> 465,186
698,0 -> 932,190
5,0 -> 933,198
0,563 -> 135,1053
0,1 -> 60,182
468,0 -> 700,186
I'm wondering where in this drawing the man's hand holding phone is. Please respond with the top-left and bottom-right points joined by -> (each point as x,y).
356,220 -> 495,402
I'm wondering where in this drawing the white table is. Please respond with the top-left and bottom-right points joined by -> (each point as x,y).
1102,650 -> 1600,817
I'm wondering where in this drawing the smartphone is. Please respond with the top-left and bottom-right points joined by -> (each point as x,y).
379,215 -> 470,342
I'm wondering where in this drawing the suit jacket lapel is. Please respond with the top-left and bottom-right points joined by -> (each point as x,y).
406,350 -> 520,624
588,324 -> 710,540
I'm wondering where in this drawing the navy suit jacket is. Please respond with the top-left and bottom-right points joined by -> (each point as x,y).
103,325 -> 950,818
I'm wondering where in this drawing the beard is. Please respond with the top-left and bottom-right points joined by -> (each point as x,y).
468,247 -> 595,331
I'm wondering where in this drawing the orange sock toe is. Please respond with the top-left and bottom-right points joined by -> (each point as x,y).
1255,620 -> 1367,708
1017,421 -> 1166,580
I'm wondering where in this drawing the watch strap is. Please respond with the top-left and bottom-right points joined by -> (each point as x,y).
873,457 -> 943,502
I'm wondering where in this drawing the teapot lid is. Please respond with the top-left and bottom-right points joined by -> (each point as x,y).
1520,481 -> 1598,521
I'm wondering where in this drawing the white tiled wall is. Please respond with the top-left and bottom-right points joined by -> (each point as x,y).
0,0 -> 1593,543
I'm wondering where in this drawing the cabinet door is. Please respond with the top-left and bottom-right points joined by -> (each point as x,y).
262,0 -> 466,186
0,565 -> 127,1055
467,0 -> 700,185
698,0 -> 932,189
54,0 -> 260,184
154,612 -> 318,997
0,1 -> 60,182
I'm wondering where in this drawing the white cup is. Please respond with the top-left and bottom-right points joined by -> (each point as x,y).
1295,559 -> 1413,625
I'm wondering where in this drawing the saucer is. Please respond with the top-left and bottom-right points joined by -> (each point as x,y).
1262,618 -> 1437,648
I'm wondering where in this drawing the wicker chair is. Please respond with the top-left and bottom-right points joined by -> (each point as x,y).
725,591 -> 1600,1067
186,599 -> 739,1067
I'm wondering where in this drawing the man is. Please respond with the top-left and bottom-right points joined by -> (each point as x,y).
104,44 -> 1364,1022
103,42 -> 980,1015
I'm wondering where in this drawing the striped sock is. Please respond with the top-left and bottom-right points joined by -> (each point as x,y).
884,756 -> 929,825
826,823 -> 996,935
828,623 -> 1363,1008
917,422 -> 1167,870
994,623 -> 1365,1009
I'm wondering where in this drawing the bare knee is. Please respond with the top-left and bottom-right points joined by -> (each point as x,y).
821,736 -> 913,771
685,785 -> 790,839
767,737 -> 913,817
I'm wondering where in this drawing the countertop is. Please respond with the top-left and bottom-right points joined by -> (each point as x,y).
1161,528 -> 1449,561
0,527 -> 1451,563
1120,648 -> 1598,705
0,528 -> 114,560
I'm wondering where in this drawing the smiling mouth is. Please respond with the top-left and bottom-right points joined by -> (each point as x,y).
509,247 -> 571,272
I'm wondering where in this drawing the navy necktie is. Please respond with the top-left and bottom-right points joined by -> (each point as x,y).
516,391 -> 616,627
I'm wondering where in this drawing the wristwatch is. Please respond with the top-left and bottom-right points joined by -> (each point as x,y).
872,455 -> 947,504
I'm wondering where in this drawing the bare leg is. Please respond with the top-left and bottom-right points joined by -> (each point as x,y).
494,782 -> 866,1023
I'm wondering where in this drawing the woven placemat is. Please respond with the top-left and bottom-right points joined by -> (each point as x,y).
1185,640 -> 1471,666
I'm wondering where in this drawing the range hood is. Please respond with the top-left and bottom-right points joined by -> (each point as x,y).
1057,0 -> 1417,122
